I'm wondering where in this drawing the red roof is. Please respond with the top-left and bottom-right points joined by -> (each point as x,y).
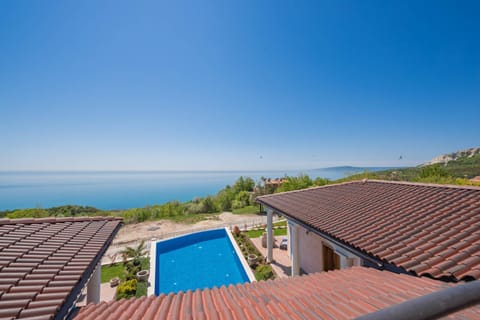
257,180 -> 480,281
0,217 -> 122,320
266,179 -> 288,186
74,267 -> 480,320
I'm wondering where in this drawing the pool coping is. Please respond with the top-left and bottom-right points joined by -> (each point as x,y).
148,227 -> 256,296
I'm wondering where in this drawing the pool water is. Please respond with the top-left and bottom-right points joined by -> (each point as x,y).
154,228 -> 251,295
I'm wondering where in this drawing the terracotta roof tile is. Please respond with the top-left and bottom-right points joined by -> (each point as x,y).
0,217 -> 121,319
257,180 -> 480,281
74,267 -> 480,320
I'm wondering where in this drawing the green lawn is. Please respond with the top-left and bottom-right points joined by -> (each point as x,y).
232,205 -> 260,215
101,257 -> 150,283
101,263 -> 126,283
274,220 -> 287,227
136,281 -> 148,297
246,229 -> 264,238
246,227 -> 287,238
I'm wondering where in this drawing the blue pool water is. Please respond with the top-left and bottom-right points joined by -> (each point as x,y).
155,228 -> 250,295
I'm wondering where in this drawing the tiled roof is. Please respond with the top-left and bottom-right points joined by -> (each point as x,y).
0,216 -> 122,320
73,267 -> 480,320
257,180 -> 480,281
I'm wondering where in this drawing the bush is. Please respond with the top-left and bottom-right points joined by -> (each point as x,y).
6,208 -> 49,219
254,265 -> 274,281
136,281 -> 148,297
231,200 -> 243,210
201,196 -> 218,213
116,279 -> 138,300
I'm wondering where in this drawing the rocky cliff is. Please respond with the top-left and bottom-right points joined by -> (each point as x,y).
423,147 -> 480,166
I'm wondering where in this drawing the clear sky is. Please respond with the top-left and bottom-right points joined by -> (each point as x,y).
0,1 -> 479,171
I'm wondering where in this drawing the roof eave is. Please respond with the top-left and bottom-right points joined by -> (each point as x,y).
57,220 -> 124,320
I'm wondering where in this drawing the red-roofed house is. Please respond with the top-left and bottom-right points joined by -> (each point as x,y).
256,180 -> 480,282
69,180 -> 480,320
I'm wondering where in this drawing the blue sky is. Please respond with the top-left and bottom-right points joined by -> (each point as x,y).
0,1 -> 479,171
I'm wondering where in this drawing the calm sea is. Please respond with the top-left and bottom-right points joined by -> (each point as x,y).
0,167 -> 392,211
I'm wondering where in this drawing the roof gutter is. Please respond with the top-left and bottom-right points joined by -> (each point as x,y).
354,280 -> 480,320
258,201 -> 384,267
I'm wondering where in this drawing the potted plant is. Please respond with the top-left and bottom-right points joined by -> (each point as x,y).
136,270 -> 150,282
110,277 -> 120,287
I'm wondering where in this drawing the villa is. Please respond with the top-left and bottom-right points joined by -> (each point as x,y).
1,180 -> 480,319
257,180 -> 480,281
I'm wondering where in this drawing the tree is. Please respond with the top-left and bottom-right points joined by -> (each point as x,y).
233,176 -> 255,193
234,191 -> 251,207
276,175 -> 313,193
313,177 -> 330,186
216,188 -> 234,211
419,165 -> 448,179
120,240 -> 148,280
120,240 -> 147,264
201,196 -> 218,213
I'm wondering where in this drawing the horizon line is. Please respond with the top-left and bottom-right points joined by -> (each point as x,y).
0,166 -> 408,174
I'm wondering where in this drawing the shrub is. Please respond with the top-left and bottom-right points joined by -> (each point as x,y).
116,279 -> 138,300
254,265 -> 274,281
201,196 -> 218,213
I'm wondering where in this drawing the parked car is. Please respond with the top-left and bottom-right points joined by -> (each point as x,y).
280,237 -> 288,250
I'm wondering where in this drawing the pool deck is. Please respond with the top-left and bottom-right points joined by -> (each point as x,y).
250,235 -> 292,278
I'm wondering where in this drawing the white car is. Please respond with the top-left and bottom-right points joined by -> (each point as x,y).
280,237 -> 288,250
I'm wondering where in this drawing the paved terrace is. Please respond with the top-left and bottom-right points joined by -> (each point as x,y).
250,235 -> 291,278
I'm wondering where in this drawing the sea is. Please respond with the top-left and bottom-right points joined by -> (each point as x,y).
0,167 -> 393,211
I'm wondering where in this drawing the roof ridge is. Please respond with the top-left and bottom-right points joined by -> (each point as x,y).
365,179 -> 480,191
256,180 -> 362,199
257,179 -> 480,200
0,216 -> 123,225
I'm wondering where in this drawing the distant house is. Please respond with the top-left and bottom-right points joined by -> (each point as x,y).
265,178 -> 288,187
257,180 -> 480,282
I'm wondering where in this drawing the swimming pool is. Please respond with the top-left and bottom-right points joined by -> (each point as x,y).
149,228 -> 255,295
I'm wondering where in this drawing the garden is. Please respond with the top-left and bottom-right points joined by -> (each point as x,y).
101,241 -> 150,299
232,226 -> 275,281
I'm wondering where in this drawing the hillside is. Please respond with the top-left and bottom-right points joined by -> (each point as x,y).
336,147 -> 480,185
422,147 -> 480,166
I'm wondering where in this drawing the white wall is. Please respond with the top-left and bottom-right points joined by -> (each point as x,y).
298,228 -> 324,274
296,224 -> 362,274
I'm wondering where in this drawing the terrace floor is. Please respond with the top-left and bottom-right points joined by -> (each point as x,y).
250,235 -> 291,278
